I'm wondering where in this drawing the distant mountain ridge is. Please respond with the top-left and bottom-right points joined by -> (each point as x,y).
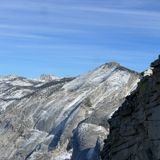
0,62 -> 140,160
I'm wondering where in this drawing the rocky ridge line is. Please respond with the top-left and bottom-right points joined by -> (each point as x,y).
101,57 -> 160,160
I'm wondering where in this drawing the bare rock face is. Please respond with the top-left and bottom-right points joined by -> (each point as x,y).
101,57 -> 160,160
0,62 -> 140,160
71,123 -> 107,160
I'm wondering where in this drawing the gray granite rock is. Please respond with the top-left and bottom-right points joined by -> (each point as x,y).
101,57 -> 160,160
0,63 -> 140,160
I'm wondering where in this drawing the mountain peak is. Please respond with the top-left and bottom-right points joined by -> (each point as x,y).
101,62 -> 120,69
39,74 -> 60,82
0,61 -> 140,160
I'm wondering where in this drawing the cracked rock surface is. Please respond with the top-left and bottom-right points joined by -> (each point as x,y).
101,58 -> 160,160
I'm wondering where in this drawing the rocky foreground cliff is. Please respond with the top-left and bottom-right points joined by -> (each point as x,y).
0,63 -> 140,160
101,58 -> 160,160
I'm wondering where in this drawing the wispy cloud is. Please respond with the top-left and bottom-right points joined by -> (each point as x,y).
0,0 -> 159,76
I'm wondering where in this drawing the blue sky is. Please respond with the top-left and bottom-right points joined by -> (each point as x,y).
0,0 -> 160,77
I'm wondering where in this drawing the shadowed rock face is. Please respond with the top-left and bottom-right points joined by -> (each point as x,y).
0,62 -> 140,160
101,58 -> 160,160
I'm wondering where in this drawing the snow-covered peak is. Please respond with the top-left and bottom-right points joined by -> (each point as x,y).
101,62 -> 120,68
39,74 -> 60,82
0,75 -> 35,86
0,62 -> 140,160
0,75 -> 18,81
63,62 -> 135,92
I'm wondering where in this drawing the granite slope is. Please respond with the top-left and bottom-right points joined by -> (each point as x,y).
0,63 -> 140,160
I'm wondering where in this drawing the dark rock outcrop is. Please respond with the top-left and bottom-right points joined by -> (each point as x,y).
101,57 -> 160,160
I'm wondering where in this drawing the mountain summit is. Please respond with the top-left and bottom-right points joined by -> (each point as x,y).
0,62 -> 140,160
